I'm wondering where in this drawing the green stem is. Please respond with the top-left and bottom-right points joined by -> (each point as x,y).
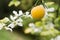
34,0 -> 40,6
26,0 -> 40,12
56,0 -> 59,17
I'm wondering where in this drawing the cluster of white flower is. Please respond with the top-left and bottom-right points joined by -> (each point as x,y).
27,21 -> 54,33
5,10 -> 24,32
0,10 -> 32,32
29,23 -> 42,32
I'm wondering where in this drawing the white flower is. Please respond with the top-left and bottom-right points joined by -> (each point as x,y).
44,7 -> 55,18
13,11 -> 18,16
29,23 -> 42,32
0,23 -> 5,30
19,10 -> 23,16
50,22 -> 54,27
16,18 -> 23,26
13,16 -> 18,20
19,18 -> 23,22
13,10 -> 23,16
47,8 -> 55,12
29,23 -> 35,28
26,14 -> 32,18
24,12 -> 32,18
8,22 -> 16,28
10,15 -> 15,21
10,15 -> 18,21
5,27 -> 12,32
55,35 -> 60,40
33,28 -> 39,32
26,12 -> 29,16
10,10 -> 23,21
48,22 -> 54,28
17,22 -> 23,26
34,27 -> 42,32
46,22 -> 54,30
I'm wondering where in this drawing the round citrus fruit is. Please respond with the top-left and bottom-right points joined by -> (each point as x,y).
31,5 -> 45,20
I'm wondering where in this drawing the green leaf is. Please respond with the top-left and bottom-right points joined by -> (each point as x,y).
14,1 -> 20,7
35,21 -> 42,27
54,16 -> 60,27
21,16 -> 34,27
8,1 -> 14,7
8,0 -> 20,7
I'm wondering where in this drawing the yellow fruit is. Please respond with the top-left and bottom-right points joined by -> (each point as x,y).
31,5 -> 45,20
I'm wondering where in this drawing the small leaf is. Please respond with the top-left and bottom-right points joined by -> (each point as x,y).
35,21 -> 42,27
45,2 -> 54,6
14,1 -> 20,7
8,0 -> 20,7
8,1 -> 14,7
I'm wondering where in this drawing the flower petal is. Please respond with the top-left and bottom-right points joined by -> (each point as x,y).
13,11 -> 18,16
47,8 -> 55,12
26,12 -> 29,16
17,22 -> 23,26
10,15 -> 15,21
0,23 -> 5,30
19,10 -> 23,16
8,22 -> 15,28
5,27 -> 12,32
29,23 -> 35,28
